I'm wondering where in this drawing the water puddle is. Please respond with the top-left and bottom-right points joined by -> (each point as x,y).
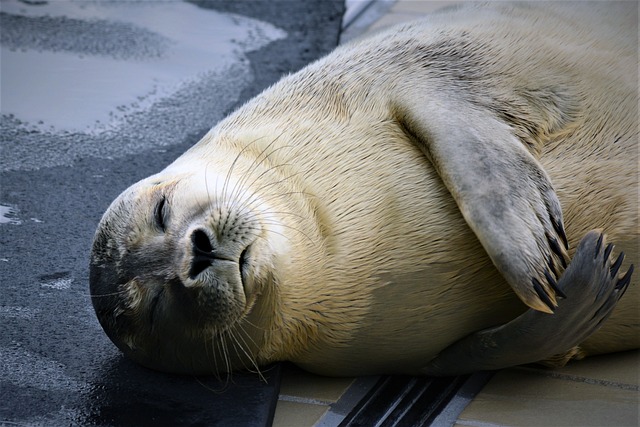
0,0 -> 286,134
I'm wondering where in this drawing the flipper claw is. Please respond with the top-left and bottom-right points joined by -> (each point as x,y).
545,269 -> 566,299
594,233 -> 604,258
548,235 -> 567,269
603,243 -> 614,266
551,216 -> 569,250
610,252 -> 625,278
616,264 -> 633,294
532,278 -> 556,312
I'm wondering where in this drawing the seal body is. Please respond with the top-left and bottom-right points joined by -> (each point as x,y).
90,2 -> 638,376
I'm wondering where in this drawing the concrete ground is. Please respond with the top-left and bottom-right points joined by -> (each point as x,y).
0,1 -> 343,425
273,1 -> 640,426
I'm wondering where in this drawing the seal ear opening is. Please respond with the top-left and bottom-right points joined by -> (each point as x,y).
395,98 -> 567,313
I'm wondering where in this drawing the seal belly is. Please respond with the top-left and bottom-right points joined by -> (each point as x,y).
290,120 -> 525,376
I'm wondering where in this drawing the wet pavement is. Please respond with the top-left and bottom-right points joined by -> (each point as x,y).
0,1 -> 344,425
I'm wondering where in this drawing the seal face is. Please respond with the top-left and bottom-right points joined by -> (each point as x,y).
91,2 -> 638,376
90,158 -> 295,374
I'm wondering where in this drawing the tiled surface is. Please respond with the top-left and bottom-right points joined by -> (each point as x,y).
278,364 -> 356,403
274,1 -> 640,426
525,348 -> 639,386
273,364 -> 356,427
272,401 -> 331,427
457,351 -> 640,427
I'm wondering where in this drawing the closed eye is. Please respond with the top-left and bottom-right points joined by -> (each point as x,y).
154,196 -> 167,232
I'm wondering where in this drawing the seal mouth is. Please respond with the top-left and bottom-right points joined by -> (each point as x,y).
239,246 -> 252,294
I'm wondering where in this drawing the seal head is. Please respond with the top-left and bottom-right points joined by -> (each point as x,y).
89,162 -> 287,374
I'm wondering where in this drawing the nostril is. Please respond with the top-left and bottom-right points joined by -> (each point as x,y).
192,229 -> 213,254
189,229 -> 214,279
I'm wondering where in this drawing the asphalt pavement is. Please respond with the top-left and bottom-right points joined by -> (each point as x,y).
0,1 -> 344,425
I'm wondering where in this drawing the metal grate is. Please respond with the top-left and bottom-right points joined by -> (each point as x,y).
338,374 -> 489,427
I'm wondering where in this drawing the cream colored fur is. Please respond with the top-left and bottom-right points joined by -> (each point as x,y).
173,2 -> 637,375
93,2 -> 638,376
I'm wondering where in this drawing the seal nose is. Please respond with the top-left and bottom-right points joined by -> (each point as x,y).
189,229 -> 215,279
192,228 -> 213,253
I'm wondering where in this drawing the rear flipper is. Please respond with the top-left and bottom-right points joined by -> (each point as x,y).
422,230 -> 634,376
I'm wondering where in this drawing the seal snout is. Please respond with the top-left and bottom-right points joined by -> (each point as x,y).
188,228 -> 248,281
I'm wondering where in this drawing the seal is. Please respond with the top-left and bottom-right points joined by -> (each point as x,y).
90,2 -> 638,376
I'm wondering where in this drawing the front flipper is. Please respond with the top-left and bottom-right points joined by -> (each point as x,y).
397,100 -> 568,313
421,230 -> 633,376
